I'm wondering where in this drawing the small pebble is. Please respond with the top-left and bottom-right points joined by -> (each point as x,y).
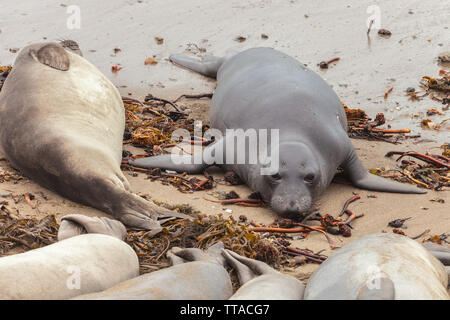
378,29 -> 392,36
0,191 -> 11,198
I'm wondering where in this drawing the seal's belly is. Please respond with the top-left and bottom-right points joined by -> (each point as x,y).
0,55 -> 124,165
210,48 -> 346,136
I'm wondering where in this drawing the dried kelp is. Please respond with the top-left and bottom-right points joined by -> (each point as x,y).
343,104 -> 416,144
123,96 -> 207,148
0,65 -> 12,92
123,165 -> 215,193
406,70 -> 450,105
0,204 -> 300,274
0,208 -> 59,256
370,145 -> 449,191
122,96 -> 217,192
248,195 -> 364,250
125,210 -> 316,274
0,167 -> 22,183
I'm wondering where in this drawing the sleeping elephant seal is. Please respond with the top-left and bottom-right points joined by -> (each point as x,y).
72,243 -> 233,300
0,234 -> 139,299
0,41 -> 186,231
304,233 -> 449,300
130,48 -> 425,218
222,249 -> 305,300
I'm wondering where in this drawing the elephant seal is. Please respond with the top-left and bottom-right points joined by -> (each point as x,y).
222,249 -> 305,300
130,48 -> 425,218
0,41 -> 186,231
72,243 -> 233,300
304,233 -> 449,300
57,214 -> 128,241
0,234 -> 139,300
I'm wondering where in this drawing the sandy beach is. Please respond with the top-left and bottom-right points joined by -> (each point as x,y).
0,0 -> 448,283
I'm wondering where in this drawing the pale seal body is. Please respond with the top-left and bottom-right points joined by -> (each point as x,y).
0,42 -> 183,230
304,233 -> 449,300
72,261 -> 233,300
0,234 -> 139,300
131,48 -> 424,218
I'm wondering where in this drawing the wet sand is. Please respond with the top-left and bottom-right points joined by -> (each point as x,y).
0,0 -> 449,282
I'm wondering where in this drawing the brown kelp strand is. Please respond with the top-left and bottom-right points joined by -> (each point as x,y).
370,145 -> 449,191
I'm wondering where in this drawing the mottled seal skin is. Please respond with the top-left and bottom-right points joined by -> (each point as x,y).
130,48 -> 425,218
72,243 -> 233,300
304,233 -> 449,300
0,234 -> 139,300
222,249 -> 305,300
0,42 -> 186,231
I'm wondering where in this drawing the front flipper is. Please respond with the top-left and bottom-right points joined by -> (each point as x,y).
357,277 -> 395,300
129,154 -> 207,174
129,139 -> 224,174
169,54 -> 224,78
342,148 -> 426,194
30,43 -> 70,71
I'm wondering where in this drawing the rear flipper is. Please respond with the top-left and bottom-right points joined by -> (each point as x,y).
170,52 -> 237,78
221,249 -> 278,285
114,189 -> 191,234
342,148 -> 427,194
167,242 -> 226,266
57,214 -> 127,241
86,176 -> 191,234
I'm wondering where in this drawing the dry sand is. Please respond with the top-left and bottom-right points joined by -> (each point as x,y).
0,0 -> 449,282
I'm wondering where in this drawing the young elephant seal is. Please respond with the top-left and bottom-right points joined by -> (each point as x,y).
130,48 -> 425,219
0,41 -> 185,231
72,243 -> 233,300
0,234 -> 139,300
304,233 -> 449,300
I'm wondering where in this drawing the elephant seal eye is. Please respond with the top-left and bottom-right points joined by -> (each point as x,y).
304,173 -> 315,183
271,173 -> 282,180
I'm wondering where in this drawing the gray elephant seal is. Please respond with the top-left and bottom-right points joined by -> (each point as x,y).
222,249 -> 305,300
0,41 -> 186,230
72,243 -> 233,300
130,48 -> 425,218
304,233 -> 449,300
0,234 -> 139,299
